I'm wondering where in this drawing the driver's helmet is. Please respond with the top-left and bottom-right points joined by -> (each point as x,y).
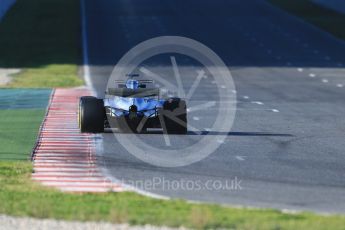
126,79 -> 139,89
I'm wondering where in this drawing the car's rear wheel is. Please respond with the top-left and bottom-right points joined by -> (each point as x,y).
162,98 -> 187,134
79,96 -> 105,133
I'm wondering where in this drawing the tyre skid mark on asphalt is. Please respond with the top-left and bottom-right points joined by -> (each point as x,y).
31,88 -> 126,193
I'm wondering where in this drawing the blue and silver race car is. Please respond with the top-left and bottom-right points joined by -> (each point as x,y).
79,75 -> 187,134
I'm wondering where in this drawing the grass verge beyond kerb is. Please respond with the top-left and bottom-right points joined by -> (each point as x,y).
0,0 -> 83,87
1,162 -> 345,229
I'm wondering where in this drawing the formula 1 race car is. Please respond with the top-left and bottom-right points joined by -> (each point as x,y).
78,74 -> 187,134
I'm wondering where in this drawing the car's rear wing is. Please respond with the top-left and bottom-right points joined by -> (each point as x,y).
115,80 -> 154,84
106,88 -> 159,97
115,80 -> 154,88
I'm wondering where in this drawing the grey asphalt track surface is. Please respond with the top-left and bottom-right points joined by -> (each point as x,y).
83,0 -> 345,213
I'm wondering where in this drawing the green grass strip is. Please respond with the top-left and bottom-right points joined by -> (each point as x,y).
268,0 -> 345,41
0,161 -> 344,229
0,109 -> 45,160
0,0 -> 83,87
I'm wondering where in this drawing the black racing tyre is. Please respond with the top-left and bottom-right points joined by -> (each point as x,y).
162,98 -> 187,134
79,96 -> 105,133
